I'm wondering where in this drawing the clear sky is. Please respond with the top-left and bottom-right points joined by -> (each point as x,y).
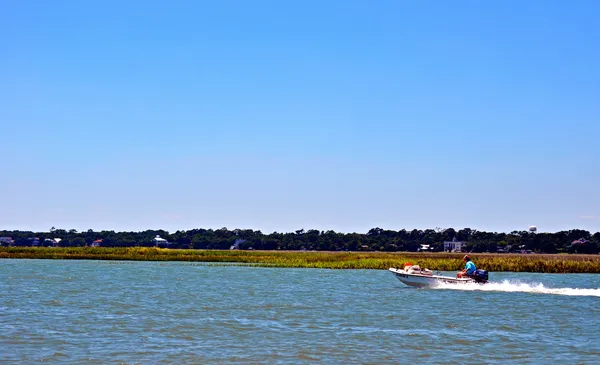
1,0 -> 599,234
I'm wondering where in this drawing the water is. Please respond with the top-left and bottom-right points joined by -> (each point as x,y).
1,259 -> 599,364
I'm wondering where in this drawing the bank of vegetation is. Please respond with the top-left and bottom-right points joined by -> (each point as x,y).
1,247 -> 599,273
1,227 -> 599,254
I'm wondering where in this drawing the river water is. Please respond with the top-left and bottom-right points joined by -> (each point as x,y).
1,259 -> 599,364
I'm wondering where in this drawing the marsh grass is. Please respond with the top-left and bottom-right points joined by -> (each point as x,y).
1,247 -> 599,273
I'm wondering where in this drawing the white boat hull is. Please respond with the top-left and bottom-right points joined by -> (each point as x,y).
388,268 -> 480,287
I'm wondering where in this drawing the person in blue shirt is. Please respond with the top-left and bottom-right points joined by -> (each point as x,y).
457,255 -> 476,278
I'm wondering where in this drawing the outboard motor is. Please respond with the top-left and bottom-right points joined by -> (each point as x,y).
472,269 -> 489,283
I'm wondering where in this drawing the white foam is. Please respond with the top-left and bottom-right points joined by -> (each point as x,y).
432,280 -> 600,297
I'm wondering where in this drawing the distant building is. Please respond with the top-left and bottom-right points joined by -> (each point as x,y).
444,237 -> 465,252
418,244 -> 432,252
0,237 -> 13,245
230,238 -> 247,250
43,238 -> 62,246
91,239 -> 103,247
153,235 -> 169,247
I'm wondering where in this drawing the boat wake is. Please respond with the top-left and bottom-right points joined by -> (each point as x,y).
431,280 -> 600,297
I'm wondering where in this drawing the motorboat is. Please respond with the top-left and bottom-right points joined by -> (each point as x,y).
389,263 -> 488,288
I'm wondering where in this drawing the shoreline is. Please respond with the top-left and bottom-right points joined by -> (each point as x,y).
1,247 -> 599,273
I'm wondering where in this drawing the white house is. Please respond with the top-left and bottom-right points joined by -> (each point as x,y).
153,235 -> 169,246
230,238 -> 247,250
44,238 -> 62,246
443,237 -> 465,252
418,244 -> 432,252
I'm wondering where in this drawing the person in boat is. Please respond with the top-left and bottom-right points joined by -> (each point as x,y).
457,255 -> 476,278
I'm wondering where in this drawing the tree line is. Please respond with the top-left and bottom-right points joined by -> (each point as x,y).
1,227 -> 599,254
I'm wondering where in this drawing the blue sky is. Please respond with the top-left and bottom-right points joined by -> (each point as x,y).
1,0 -> 599,234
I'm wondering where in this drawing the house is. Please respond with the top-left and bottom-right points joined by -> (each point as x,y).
230,238 -> 247,250
418,244 -> 433,252
91,239 -> 103,247
43,238 -> 62,246
567,238 -> 589,251
153,235 -> 169,247
571,238 -> 588,245
0,237 -> 14,246
444,237 -> 465,252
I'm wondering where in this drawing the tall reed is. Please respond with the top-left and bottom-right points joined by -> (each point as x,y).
1,247 -> 599,273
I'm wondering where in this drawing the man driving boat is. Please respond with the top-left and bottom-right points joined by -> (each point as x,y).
457,255 -> 476,278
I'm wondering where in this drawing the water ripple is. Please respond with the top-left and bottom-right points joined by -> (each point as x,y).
1,260 -> 599,364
